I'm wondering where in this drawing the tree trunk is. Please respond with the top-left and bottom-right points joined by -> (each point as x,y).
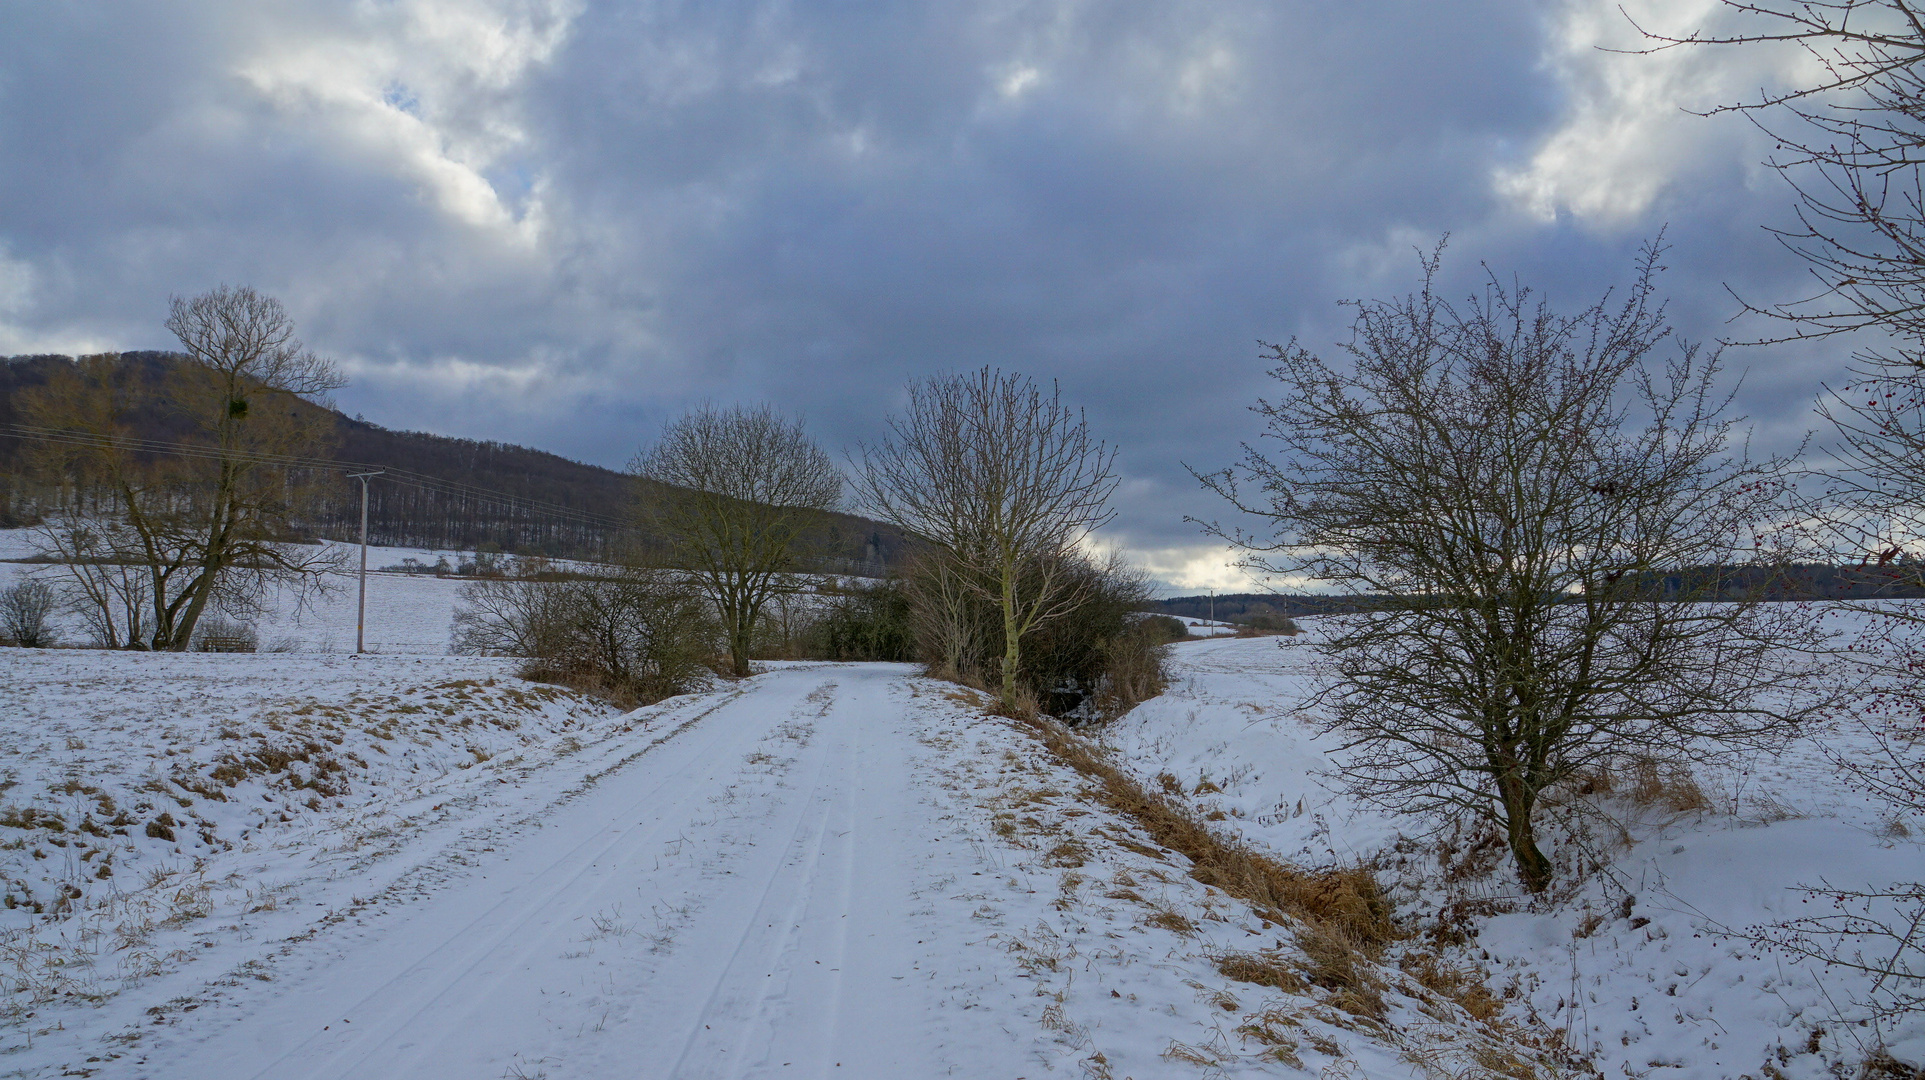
1497,774 -> 1552,892
998,561 -> 1022,706
728,611 -> 752,677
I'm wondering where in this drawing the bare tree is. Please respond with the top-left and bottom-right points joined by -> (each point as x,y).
854,368 -> 1118,708
1645,9 -> 1925,1046
1638,2 -> 1925,354
20,287 -> 345,650
631,405 -> 841,677
1198,244 -> 1832,892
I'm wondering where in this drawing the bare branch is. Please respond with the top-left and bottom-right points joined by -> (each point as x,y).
632,404 -> 841,677
853,368 -> 1119,706
1199,244 -> 1835,892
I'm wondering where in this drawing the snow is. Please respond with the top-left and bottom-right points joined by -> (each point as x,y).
0,654 -> 1519,1078
0,531 -> 877,655
1099,621 -> 1925,1078
1174,618 -> 1242,638
0,602 -> 1916,1077
0,537 -> 470,653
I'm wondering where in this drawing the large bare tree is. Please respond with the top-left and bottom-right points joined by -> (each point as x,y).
21,287 -> 344,650
1199,245 -> 1831,892
631,405 -> 841,677
854,368 -> 1118,708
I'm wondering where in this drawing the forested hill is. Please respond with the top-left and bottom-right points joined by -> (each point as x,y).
0,352 -> 910,571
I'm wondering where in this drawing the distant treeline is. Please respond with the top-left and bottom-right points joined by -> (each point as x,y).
1156,565 -> 1925,624
1154,593 -> 1372,623
0,352 -> 911,572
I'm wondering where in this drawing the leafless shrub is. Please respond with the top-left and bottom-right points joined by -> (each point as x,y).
452,574 -> 575,658
0,580 -> 57,648
806,577 -> 915,662
453,573 -> 718,707
902,545 -> 1162,720
1090,619 -> 1170,722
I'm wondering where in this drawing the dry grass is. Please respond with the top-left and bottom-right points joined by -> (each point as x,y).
1563,756 -> 1709,815
1235,1004 -> 1306,1066
1011,713 -> 1396,947
1214,949 -> 1308,993
1624,758 -> 1710,813
1400,950 -> 1500,1022
1294,924 -> 1389,1021
1145,906 -> 1199,935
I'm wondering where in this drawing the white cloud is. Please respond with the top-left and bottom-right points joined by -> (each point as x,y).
1494,0 -> 1806,226
0,249 -> 115,356
233,0 -> 579,242
1119,542 -> 1282,594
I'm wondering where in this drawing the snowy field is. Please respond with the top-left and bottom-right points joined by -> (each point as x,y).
1169,616 -> 1243,638
1102,617 -> 1925,1079
0,536 -> 470,654
0,531 -> 880,655
0,656 -> 1535,1078
0,604 -> 1917,1078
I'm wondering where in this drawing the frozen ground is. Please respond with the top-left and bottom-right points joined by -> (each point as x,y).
3,651 -> 1533,1080
1,606 -> 1916,1078
1102,620 -> 1925,1079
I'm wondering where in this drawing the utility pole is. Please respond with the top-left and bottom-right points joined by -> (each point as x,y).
348,471 -> 384,654
1209,587 -> 1215,623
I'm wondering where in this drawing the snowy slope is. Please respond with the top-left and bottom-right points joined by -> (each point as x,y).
1100,622 -> 1925,1078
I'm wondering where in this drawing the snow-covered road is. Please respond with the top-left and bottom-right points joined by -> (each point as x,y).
95,664 -> 1035,1080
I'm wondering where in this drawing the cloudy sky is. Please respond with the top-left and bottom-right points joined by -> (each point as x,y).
0,0 -> 1842,591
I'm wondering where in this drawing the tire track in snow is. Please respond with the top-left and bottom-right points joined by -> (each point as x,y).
104,672 -> 830,1080
36,666 -> 1035,1080
662,683 -> 856,1080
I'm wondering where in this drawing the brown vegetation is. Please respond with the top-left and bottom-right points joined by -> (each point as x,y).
1009,711 -> 1394,946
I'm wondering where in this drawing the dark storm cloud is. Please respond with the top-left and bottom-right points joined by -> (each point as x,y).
0,0 -> 1843,588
